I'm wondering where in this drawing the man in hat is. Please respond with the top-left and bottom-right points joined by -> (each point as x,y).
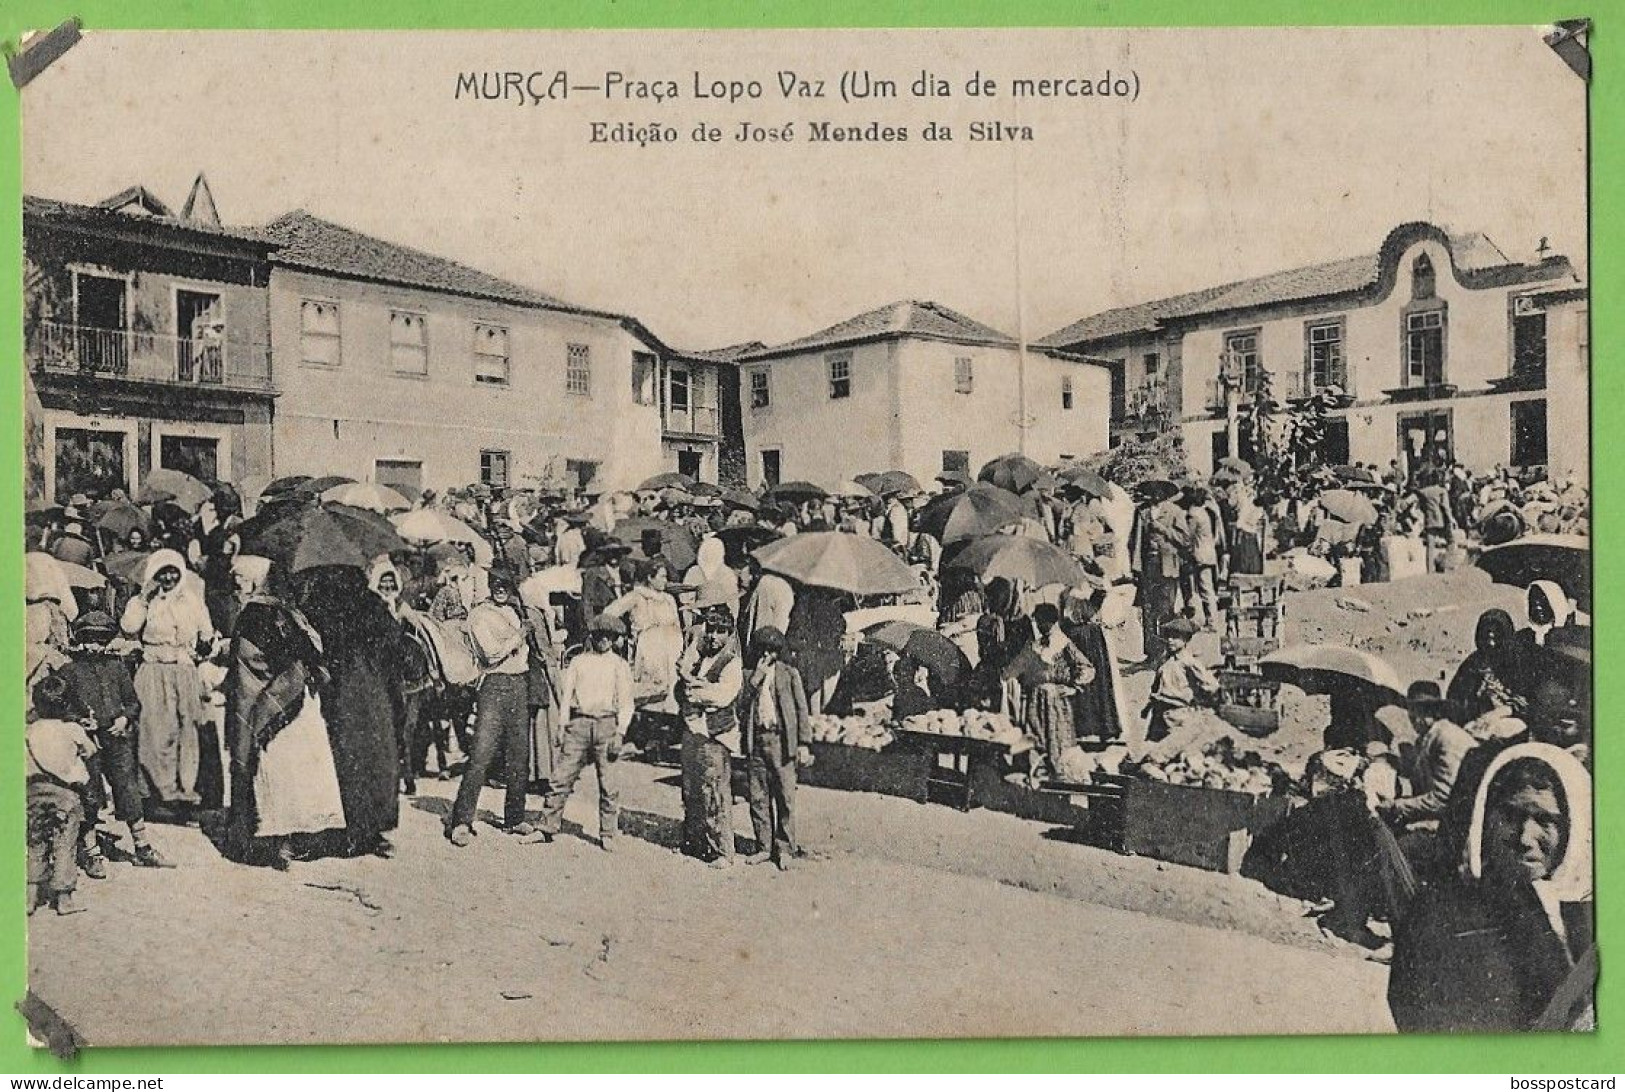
446,568 -> 534,847
1379,681 -> 1475,829
49,503 -> 97,568
739,626 -> 809,869
1128,484 -> 1190,662
58,610 -> 173,870
528,615 -> 634,850
676,606 -> 744,866
1144,617 -> 1218,743
1179,485 -> 1224,628
556,510 -> 590,569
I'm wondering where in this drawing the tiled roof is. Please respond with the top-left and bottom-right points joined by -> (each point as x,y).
262,210 -> 575,309
24,194 -> 277,249
677,341 -> 767,364
1035,230 -> 1533,349
743,301 -> 1015,360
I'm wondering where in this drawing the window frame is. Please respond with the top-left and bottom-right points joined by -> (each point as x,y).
1303,315 -> 1347,393
953,355 -> 974,395
565,342 -> 592,397
749,368 -> 772,411
1224,327 -> 1263,394
1509,398 -> 1549,468
826,351 -> 852,400
298,298 -> 343,368
1061,375 -> 1075,411
1403,307 -> 1448,387
388,309 -> 429,376
473,321 -> 511,387
941,449 -> 970,473
479,448 -> 511,489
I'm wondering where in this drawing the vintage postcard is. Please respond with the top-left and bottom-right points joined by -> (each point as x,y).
18,26 -> 1590,1046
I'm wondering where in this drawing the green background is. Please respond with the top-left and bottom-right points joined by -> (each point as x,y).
0,0 -> 1615,1074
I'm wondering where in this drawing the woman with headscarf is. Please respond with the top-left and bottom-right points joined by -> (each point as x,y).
297,566 -> 402,857
1448,609 -> 1527,723
682,535 -> 741,614
1521,580 -> 1578,649
225,555 -> 345,868
971,577 -> 1033,711
370,557 -> 436,795
1060,585 -> 1132,745
120,548 -> 217,812
25,553 -> 74,703
1388,743 -> 1593,1032
1003,602 -> 1095,780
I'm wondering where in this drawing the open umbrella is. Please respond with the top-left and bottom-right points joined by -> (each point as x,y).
1132,479 -> 1182,504
53,558 -> 108,591
239,502 -> 409,574
864,470 -> 924,497
934,469 -> 974,491
1216,456 -> 1254,480
752,531 -> 919,596
1318,489 -> 1378,526
137,468 -> 211,513
25,552 -> 79,617
323,481 -> 414,514
764,481 -> 828,504
1057,466 -> 1112,500
637,472 -> 696,492
612,517 -> 699,572
978,454 -> 1055,495
1475,534 -> 1590,610
392,508 -> 494,566
720,488 -> 760,512
826,478 -> 877,500
916,483 -> 1032,545
944,534 -> 1087,588
299,475 -> 358,497
94,501 -> 150,538
688,481 -> 722,498
716,524 -> 781,567
1260,645 -> 1406,707
101,550 -> 154,588
1330,464 -> 1381,486
861,619 -> 972,690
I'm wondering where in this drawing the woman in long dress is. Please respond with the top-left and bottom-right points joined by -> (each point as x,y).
298,566 -> 403,858
225,555 -> 345,868
120,548 -> 217,813
605,559 -> 685,709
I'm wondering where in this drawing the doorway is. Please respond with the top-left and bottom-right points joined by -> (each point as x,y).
176,289 -> 225,383
1398,410 -> 1453,477
676,449 -> 703,481
158,434 -> 220,483
53,426 -> 130,502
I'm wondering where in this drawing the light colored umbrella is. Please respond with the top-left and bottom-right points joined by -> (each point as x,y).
638,472 -> 696,492
25,552 -> 79,610
136,468 -> 211,513
520,565 -> 581,609
1318,489 -> 1378,526
53,558 -> 107,590
392,508 -> 494,567
826,478 -> 878,500
944,534 -> 1087,588
1259,644 -> 1405,706
752,531 -> 919,595
323,481 -> 414,514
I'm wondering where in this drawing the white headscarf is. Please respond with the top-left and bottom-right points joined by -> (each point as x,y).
1464,742 -> 1592,910
1528,580 -> 1575,644
233,554 -> 273,597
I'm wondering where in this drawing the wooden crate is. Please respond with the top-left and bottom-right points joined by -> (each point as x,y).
800,741 -> 931,802
1118,778 -> 1292,874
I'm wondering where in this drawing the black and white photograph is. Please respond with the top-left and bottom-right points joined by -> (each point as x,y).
17,26 -> 1592,1045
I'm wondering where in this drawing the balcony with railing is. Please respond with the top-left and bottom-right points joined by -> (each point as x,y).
1205,366 -> 1356,413
662,402 -> 720,438
1121,378 -> 1170,421
27,321 -> 273,393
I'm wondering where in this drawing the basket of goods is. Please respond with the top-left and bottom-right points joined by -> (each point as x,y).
806,710 -> 895,752
899,708 -> 1030,750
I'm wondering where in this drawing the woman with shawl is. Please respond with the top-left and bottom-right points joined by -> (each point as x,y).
1060,585 -> 1132,745
1389,743 -> 1593,1032
370,557 -> 437,795
1521,580 -> 1579,648
783,584 -> 848,715
971,577 -> 1033,711
1447,609 -> 1527,724
225,556 -> 345,868
1003,602 -> 1095,780
297,567 -> 403,858
25,553 -> 74,702
120,548 -> 218,811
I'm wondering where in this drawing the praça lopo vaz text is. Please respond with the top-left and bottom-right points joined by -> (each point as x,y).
588,120 -> 1035,146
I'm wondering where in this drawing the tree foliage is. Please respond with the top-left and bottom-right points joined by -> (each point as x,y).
1236,372 -> 1340,506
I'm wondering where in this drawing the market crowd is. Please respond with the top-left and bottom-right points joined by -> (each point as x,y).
22,452 -> 1592,1032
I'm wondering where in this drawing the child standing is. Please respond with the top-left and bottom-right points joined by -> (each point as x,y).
26,675 -> 98,915
58,611 -> 174,871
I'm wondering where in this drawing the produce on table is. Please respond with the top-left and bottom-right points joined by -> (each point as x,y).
807,711 -> 896,752
900,708 -> 1026,747
1122,737 -> 1291,797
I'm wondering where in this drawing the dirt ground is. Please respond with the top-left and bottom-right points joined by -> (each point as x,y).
29,570 -> 1513,1048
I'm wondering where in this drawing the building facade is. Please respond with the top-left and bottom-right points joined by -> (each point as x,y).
23,185 -> 277,506
262,211 -> 730,495
738,301 -> 1112,488
1037,223 -> 1587,480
